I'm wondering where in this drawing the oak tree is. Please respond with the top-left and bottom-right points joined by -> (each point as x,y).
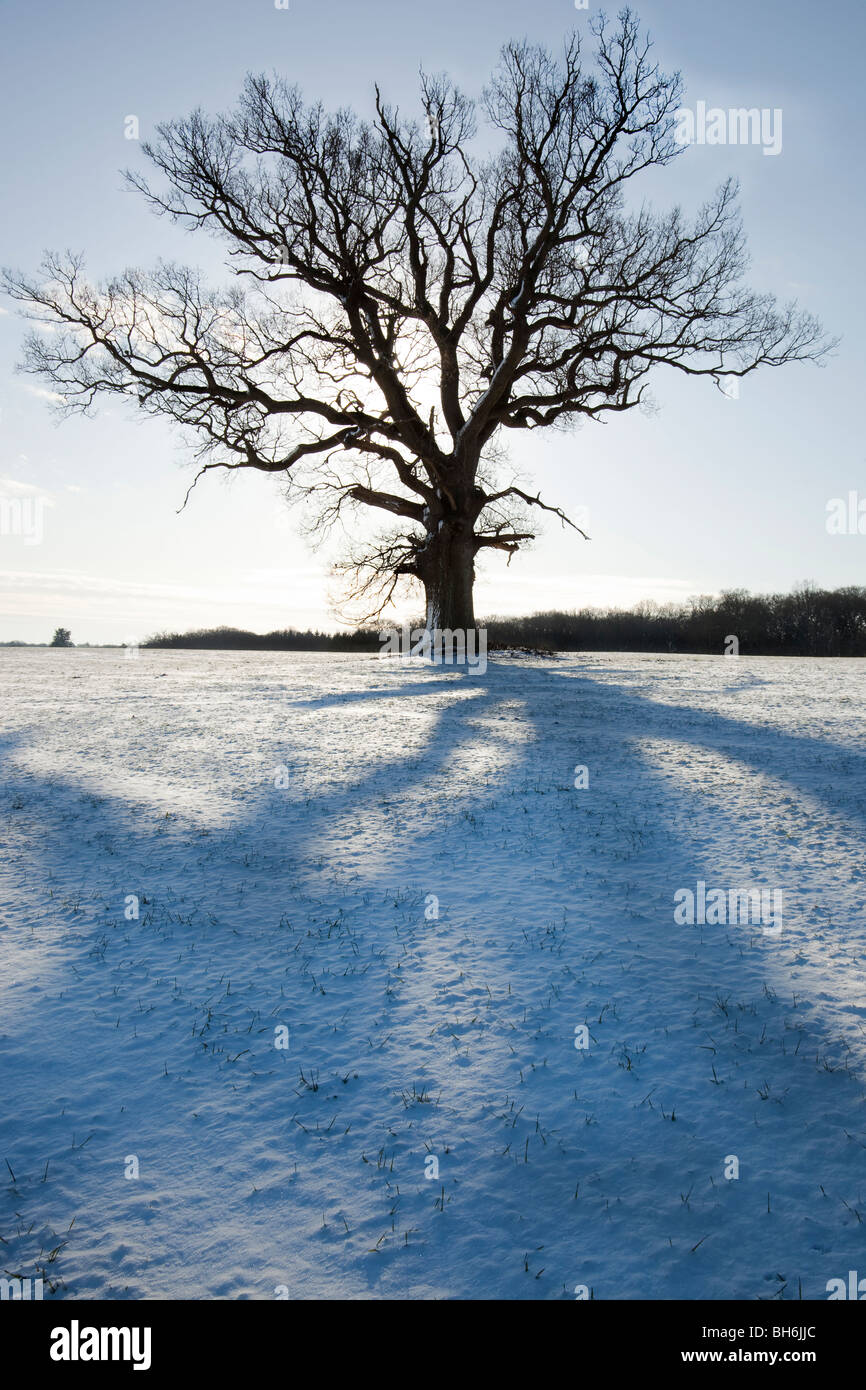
4,10 -> 828,632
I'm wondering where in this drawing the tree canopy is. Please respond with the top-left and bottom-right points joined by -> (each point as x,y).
3,9 -> 830,629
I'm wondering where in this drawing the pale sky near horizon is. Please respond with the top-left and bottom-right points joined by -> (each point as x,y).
1,0 -> 864,643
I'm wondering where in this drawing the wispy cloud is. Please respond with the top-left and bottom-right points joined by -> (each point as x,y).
0,566 -> 335,636
0,476 -> 55,503
0,567 -> 325,610
23,384 -> 65,403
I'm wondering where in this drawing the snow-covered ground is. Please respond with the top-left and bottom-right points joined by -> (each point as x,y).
2,648 -> 865,1300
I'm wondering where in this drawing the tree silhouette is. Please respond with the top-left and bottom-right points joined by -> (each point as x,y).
50,628 -> 73,647
4,10 -> 830,631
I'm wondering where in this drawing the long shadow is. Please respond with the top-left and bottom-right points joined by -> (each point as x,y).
4,657 -> 865,905
288,661 -> 866,816
2,655 -> 865,1300
0,669 -> 499,910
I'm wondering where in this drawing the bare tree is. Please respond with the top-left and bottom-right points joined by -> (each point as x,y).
3,10 -> 830,632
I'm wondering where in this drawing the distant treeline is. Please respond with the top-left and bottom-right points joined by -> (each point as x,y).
143,587 -> 866,656
484,586 -> 866,655
143,625 -> 380,651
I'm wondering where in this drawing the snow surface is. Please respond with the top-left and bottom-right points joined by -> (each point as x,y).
1,648 -> 865,1300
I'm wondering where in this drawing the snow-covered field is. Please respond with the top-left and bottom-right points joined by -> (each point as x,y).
2,648 -> 865,1300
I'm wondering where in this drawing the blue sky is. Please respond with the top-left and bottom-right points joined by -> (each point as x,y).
1,0 -> 863,642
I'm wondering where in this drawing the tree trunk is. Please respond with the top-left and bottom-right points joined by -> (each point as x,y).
417,523 -> 476,633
